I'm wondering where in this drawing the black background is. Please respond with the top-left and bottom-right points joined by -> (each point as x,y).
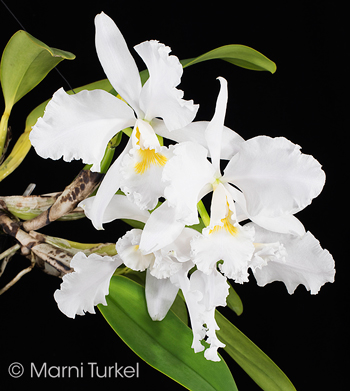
0,1 -> 346,389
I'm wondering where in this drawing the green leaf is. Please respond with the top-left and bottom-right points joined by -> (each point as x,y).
138,44 -> 275,91
99,275 -> 237,391
170,291 -> 189,325
0,30 -> 75,109
181,44 -> 276,73
216,310 -> 296,391
226,283 -> 243,316
0,30 -> 75,157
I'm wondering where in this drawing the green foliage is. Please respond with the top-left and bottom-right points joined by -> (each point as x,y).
182,44 -> 277,73
216,311 -> 296,391
0,30 -> 75,168
0,30 -> 75,110
99,276 -> 237,391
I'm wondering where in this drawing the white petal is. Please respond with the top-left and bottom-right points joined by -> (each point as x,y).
151,251 -> 184,279
249,224 -> 335,294
190,269 -> 229,310
53,252 -> 122,318
116,229 -> 154,271
204,77 -> 228,173
95,12 -> 142,116
145,269 -> 179,321
170,261 -> 205,353
226,183 -> 306,236
152,119 -> 244,160
30,88 -> 135,172
80,194 -> 150,225
139,201 -> 185,254
224,136 -> 326,217
191,270 -> 228,362
162,227 -> 200,263
163,141 -> 215,225
150,227 -> 199,279
171,265 -> 228,361
135,40 -> 198,129
86,137 -> 133,230
250,242 -> 287,272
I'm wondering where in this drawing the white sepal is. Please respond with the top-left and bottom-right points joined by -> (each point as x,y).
54,252 -> 122,318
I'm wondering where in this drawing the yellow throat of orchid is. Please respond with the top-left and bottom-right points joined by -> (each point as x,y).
134,127 -> 168,175
209,216 -> 238,236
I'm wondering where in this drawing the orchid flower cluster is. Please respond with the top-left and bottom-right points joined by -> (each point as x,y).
29,12 -> 335,363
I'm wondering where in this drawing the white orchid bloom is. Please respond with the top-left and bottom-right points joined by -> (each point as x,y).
30,12 -> 198,230
81,193 -> 192,308
54,252 -> 123,318
141,76 -> 325,253
82,192 -> 228,361
248,223 -> 335,294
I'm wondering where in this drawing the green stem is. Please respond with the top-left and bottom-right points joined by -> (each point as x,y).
197,200 -> 210,227
0,110 -> 10,158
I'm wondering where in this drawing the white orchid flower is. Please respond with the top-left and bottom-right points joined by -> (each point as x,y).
30,12 -> 198,229
81,194 -> 190,306
141,76 -> 325,254
54,252 -> 123,318
81,192 -> 228,360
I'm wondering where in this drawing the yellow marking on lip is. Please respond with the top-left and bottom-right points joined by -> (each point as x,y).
134,148 -> 167,174
209,217 -> 238,236
134,127 -> 167,174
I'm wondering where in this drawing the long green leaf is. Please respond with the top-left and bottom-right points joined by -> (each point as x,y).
181,44 -> 276,73
216,310 -> 296,391
99,275 -> 237,391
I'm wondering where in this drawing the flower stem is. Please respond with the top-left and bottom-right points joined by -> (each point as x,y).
197,200 -> 210,227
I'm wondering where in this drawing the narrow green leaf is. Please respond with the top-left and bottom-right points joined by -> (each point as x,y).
216,310 -> 296,391
99,275 -> 237,391
170,291 -> 189,325
226,283 -> 243,316
137,44 -> 275,93
181,44 -> 276,73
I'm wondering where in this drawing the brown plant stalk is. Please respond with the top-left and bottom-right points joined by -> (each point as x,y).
22,169 -> 103,232
0,169 -> 104,293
